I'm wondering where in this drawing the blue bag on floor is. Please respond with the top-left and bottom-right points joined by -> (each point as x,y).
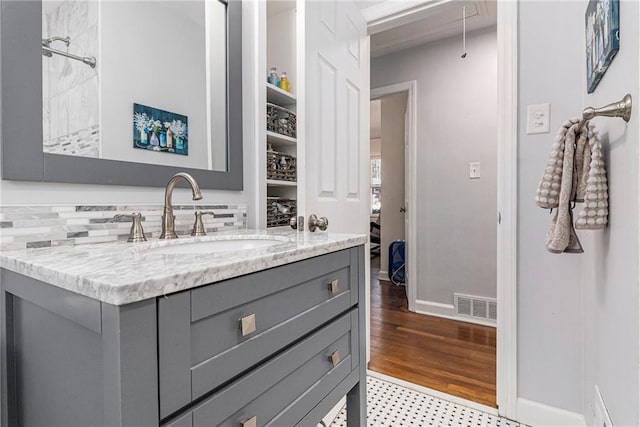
388,240 -> 405,286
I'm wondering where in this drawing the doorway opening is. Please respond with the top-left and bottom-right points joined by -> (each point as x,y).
366,9 -> 500,412
368,94 -> 407,282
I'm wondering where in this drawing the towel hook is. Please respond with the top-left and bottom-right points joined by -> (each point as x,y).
577,94 -> 632,130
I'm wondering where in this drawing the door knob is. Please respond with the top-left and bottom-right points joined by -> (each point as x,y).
290,215 -> 304,231
308,214 -> 328,232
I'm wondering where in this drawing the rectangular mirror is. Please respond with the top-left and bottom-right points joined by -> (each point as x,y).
2,0 -> 243,190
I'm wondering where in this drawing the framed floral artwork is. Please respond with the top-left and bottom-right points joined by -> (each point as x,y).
585,0 -> 620,94
133,103 -> 189,156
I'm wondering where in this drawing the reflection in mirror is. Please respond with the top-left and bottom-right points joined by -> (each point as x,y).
42,0 -> 228,172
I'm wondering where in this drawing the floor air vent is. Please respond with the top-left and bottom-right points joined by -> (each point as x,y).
454,294 -> 497,325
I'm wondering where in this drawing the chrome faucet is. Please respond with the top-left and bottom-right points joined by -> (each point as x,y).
160,173 -> 203,239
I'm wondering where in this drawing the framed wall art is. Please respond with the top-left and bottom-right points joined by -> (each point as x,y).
585,0 -> 620,93
133,103 -> 189,156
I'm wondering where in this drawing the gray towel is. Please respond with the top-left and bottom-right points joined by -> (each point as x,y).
535,119 -> 608,254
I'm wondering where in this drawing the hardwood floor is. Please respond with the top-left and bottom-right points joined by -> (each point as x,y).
367,256 -> 497,408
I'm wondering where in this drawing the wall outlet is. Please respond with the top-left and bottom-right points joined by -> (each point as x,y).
526,103 -> 551,134
469,162 -> 480,179
594,386 -> 614,427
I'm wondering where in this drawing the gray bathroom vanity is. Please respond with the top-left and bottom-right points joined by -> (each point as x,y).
0,231 -> 367,426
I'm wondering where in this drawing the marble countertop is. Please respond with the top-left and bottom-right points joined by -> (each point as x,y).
0,229 -> 367,305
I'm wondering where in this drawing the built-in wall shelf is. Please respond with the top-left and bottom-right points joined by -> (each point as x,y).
267,83 -> 296,105
267,130 -> 297,146
267,179 -> 297,187
264,2 -> 298,230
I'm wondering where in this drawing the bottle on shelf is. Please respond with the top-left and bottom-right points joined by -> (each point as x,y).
279,72 -> 290,92
268,67 -> 279,86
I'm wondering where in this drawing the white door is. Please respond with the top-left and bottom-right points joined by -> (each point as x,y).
303,0 -> 370,236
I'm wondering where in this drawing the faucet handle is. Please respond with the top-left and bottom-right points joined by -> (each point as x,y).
113,213 -> 147,242
191,211 -> 216,236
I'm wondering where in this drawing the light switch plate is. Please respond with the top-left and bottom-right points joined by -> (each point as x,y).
469,162 -> 480,179
526,103 -> 550,134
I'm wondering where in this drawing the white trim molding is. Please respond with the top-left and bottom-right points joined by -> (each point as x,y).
362,0 -> 459,35
414,299 -> 498,328
638,0 -> 640,420
414,299 -> 456,318
496,0 -> 518,420
517,398 -> 587,427
378,270 -> 390,282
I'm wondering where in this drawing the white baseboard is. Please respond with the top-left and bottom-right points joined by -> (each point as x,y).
378,270 -> 389,281
414,299 -> 456,316
414,299 -> 497,328
516,398 -> 586,426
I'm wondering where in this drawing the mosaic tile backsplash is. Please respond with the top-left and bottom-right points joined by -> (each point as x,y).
42,125 -> 100,158
0,204 -> 247,251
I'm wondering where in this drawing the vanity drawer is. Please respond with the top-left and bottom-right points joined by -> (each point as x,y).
163,310 -> 359,427
158,248 -> 360,419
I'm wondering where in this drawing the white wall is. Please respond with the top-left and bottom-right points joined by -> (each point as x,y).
518,1 -> 639,424
0,1 -> 258,228
100,1 -> 227,171
266,3 -> 297,95
379,93 -> 406,275
371,27 -> 498,305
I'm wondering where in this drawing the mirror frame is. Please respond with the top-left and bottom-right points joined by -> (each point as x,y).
0,0 -> 243,190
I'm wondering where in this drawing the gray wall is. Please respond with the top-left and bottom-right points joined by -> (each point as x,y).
579,0 -> 639,424
517,1 -> 585,413
371,27 -> 498,304
380,93 -> 407,275
519,1 -> 639,423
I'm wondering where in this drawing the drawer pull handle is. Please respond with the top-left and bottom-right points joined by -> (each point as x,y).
329,279 -> 340,294
240,314 -> 256,336
329,350 -> 340,367
241,416 -> 257,427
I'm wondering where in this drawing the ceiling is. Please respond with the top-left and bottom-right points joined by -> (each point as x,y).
361,0 -> 497,58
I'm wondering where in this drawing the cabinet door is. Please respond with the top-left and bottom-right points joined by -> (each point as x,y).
302,0 -> 369,235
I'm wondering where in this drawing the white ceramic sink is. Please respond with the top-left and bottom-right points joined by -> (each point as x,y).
144,238 -> 287,255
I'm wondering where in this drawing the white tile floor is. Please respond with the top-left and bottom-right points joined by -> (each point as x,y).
330,377 -> 526,427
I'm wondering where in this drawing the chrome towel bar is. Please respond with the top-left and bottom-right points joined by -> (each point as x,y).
577,94 -> 632,131
42,36 -> 96,68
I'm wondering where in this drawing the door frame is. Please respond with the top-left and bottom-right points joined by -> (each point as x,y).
370,81 -> 418,314
364,0 -> 518,419
495,0 -> 518,419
